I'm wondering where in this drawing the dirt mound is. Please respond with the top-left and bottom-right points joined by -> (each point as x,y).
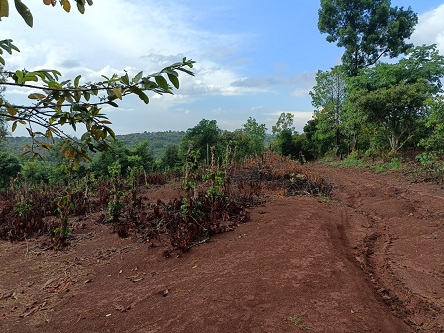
1,164 -> 444,332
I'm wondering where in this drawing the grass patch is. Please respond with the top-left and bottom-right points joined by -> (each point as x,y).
322,151 -> 444,184
369,156 -> 404,173
327,152 -> 409,173
327,152 -> 366,169
287,313 -> 310,331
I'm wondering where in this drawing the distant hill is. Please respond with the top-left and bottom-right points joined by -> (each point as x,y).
116,131 -> 185,158
3,131 -> 186,159
3,136 -> 46,157
4,131 -> 274,159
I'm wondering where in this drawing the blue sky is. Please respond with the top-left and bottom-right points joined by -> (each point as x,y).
2,0 -> 444,136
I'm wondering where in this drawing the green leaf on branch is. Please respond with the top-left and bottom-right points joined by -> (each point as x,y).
6,104 -> 17,116
45,129 -> 53,140
74,74 -> 81,87
0,52 -> 194,159
105,126 -> 115,139
23,73 -> 38,82
0,39 -> 20,54
40,142 -> 51,150
0,0 -> 9,18
91,106 -> 100,116
168,73 -> 179,89
14,0 -> 33,27
56,97 -> 65,108
133,71 -> 143,83
83,90 -> 90,101
121,72 -> 129,85
91,85 -> 98,95
15,70 -> 24,84
64,91 -> 73,103
111,87 -> 122,100
176,67 -> 194,76
130,86 -> 149,104
74,90 -> 82,102
76,0 -> 85,14
48,81 -> 63,89
60,0 -> 71,12
155,75 -> 170,91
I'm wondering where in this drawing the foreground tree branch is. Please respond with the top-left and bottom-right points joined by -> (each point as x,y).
0,1 -> 195,165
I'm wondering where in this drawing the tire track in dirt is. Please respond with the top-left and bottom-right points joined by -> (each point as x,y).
312,164 -> 444,332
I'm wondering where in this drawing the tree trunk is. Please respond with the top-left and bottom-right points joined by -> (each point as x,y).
351,132 -> 358,152
389,133 -> 399,152
335,127 -> 340,156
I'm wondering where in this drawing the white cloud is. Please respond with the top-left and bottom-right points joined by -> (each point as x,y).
291,89 -> 311,97
211,107 -> 226,115
411,4 -> 444,54
188,62 -> 267,96
0,0 -> 250,97
250,106 -> 266,111
290,71 -> 316,97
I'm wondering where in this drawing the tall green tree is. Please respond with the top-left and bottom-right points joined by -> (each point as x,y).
416,97 -> 444,174
419,97 -> 444,154
161,144 -> 181,170
92,140 -> 131,177
0,152 -> 20,189
318,0 -> 418,76
310,66 -> 347,155
349,45 -> 444,152
180,119 -> 222,163
242,117 -> 267,156
132,140 -> 154,171
303,118 -> 321,157
271,112 -> 305,158
272,112 -> 295,135
218,129 -> 247,160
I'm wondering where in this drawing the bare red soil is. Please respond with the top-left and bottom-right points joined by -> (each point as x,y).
1,164 -> 444,332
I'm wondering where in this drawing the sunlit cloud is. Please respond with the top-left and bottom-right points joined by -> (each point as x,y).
411,4 -> 444,54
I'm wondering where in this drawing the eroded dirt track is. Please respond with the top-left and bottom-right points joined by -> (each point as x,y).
1,165 -> 444,332
313,164 -> 444,332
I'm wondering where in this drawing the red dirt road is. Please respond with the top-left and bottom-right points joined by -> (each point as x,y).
1,164 -> 444,332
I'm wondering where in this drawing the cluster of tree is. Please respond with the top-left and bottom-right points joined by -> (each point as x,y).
0,115 -> 273,189
3,107 -> 334,191
304,0 -> 444,163
0,138 -> 157,188
270,112 -> 312,161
